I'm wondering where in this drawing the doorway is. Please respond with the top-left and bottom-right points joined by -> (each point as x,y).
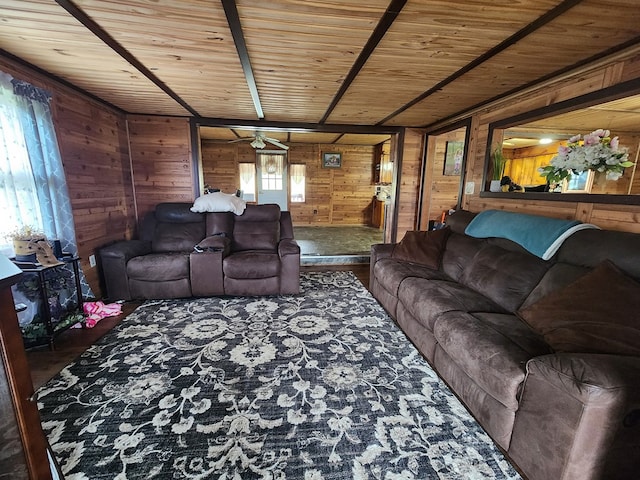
256,151 -> 288,210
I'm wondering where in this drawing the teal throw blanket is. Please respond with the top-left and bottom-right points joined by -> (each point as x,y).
464,209 -> 599,260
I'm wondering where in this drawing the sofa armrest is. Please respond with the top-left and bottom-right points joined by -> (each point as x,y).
278,238 -> 300,294
370,243 -> 395,289
100,240 -> 151,301
509,353 -> 640,480
197,235 -> 230,255
101,239 -> 151,261
278,238 -> 300,258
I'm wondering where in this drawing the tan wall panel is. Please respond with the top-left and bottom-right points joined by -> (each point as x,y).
395,129 -> 424,242
127,116 -> 196,222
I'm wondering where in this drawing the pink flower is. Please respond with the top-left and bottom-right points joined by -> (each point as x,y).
610,136 -> 619,150
568,135 -> 581,143
583,134 -> 600,145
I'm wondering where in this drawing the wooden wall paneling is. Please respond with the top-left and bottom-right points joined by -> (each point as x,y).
466,196 -> 580,221
0,56 -> 135,299
395,128 -> 424,241
127,116 -> 196,223
329,145 -> 376,225
200,142 -> 377,226
588,205 -> 640,233
418,135 -> 437,230
201,142 -> 240,194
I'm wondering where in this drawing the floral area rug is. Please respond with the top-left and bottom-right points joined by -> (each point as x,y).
38,271 -> 521,480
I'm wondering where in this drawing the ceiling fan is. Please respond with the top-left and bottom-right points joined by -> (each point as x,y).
229,132 -> 289,150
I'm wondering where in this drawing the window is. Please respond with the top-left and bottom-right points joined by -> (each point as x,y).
290,164 -> 306,203
258,152 -> 285,191
0,71 -> 93,298
238,162 -> 256,201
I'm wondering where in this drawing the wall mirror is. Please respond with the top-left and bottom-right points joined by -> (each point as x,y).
484,80 -> 640,202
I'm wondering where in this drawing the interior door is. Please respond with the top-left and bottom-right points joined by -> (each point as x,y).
257,151 -> 288,210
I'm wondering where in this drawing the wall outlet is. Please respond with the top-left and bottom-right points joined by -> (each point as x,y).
464,181 -> 475,195
89,254 -> 96,267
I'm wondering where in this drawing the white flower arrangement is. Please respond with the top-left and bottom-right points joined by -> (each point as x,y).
539,129 -> 634,184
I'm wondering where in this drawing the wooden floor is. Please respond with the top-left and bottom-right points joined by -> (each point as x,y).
27,264 -> 370,390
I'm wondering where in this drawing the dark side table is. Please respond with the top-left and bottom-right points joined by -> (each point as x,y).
13,256 -> 84,349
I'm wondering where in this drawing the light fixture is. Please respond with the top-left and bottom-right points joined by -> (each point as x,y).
539,137 -> 553,145
250,137 -> 266,149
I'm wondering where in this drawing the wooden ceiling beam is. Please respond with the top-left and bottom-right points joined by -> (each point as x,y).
319,0 -> 407,124
221,0 -> 264,120
54,0 -> 199,116
377,0 -> 585,125
192,116 -> 402,135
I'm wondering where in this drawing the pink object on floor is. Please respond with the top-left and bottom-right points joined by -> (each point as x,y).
79,301 -> 123,328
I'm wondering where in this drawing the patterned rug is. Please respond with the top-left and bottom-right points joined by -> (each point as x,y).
37,272 -> 521,480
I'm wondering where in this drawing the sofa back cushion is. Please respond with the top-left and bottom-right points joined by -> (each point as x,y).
441,233 -> 485,282
460,245 -> 549,312
232,204 -> 281,252
520,262 -> 590,309
557,228 -> 640,280
148,203 -> 205,253
153,222 -> 205,252
517,260 -> 640,356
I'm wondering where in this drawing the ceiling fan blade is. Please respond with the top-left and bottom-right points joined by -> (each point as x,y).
228,137 -> 254,143
264,137 -> 289,150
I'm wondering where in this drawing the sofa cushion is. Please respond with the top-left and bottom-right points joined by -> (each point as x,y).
441,233 -> 485,282
127,252 -> 190,281
391,227 -> 450,269
397,277 -> 505,332
520,262 -> 590,310
517,260 -> 640,356
433,311 -> 552,410
223,252 -> 280,279
232,205 -> 281,252
373,258 -> 451,297
153,222 -> 205,252
460,245 -> 549,312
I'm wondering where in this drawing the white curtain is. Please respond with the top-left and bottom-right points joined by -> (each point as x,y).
0,71 -> 93,298
290,164 -> 305,184
0,73 -> 43,250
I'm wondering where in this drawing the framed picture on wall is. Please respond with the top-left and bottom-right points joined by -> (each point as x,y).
322,152 -> 342,168
443,141 -> 464,176
562,170 -> 594,193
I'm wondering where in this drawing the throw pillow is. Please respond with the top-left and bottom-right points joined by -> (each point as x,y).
190,192 -> 246,215
391,227 -> 450,269
517,260 -> 640,356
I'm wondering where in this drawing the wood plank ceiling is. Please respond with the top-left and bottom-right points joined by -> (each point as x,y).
1,0 -> 640,141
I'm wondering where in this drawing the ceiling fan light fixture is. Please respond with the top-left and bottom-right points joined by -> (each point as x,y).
250,137 -> 266,149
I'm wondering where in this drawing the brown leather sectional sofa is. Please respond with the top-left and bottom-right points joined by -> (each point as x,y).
100,202 -> 300,300
370,209 -> 640,480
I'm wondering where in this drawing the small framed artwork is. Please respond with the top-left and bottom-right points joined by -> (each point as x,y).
322,152 -> 342,168
443,141 -> 464,176
562,170 -> 594,193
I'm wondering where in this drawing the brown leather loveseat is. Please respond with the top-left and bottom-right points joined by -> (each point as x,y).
100,202 -> 300,300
